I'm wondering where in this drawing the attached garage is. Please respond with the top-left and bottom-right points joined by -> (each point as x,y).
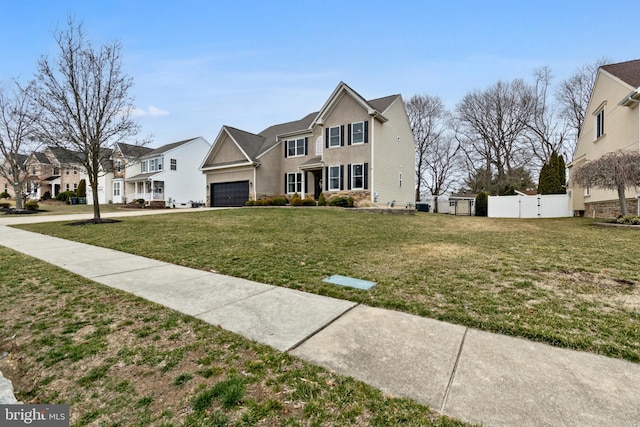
210,181 -> 249,207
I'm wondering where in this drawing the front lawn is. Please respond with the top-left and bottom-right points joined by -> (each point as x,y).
17,209 -> 640,362
0,247 -> 465,426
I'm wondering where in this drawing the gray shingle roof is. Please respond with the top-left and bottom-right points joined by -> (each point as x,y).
118,142 -> 153,158
602,59 -> 640,88
145,137 -> 199,157
221,85 -> 401,161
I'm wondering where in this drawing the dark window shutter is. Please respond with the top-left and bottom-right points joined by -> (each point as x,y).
347,124 -> 352,145
325,128 -> 329,148
340,165 -> 344,190
284,140 -> 288,158
364,162 -> 369,189
325,167 -> 329,190
304,137 -> 308,155
347,164 -> 352,190
340,125 -> 345,146
364,121 -> 369,143
284,173 -> 288,193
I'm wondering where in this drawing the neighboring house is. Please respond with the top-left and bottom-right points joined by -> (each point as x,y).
109,142 -> 153,204
0,153 -> 28,198
124,137 -> 211,207
568,59 -> 640,217
200,82 -> 416,207
22,147 -> 86,199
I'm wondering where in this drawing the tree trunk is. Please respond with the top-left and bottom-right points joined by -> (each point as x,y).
90,177 -> 101,220
12,183 -> 24,210
617,185 -> 627,217
433,194 -> 439,213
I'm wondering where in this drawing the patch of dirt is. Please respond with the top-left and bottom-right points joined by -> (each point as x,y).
67,218 -> 122,226
540,270 -> 640,311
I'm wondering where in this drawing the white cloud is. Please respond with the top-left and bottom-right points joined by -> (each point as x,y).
132,105 -> 170,117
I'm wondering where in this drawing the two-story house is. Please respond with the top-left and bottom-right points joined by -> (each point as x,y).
22,147 -> 86,199
123,137 -> 211,207
200,82 -> 416,207
568,59 -> 640,217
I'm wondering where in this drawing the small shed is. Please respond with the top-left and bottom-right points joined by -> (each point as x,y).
448,193 -> 476,216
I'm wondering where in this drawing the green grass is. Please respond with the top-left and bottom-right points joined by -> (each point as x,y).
16,208 -> 640,362
0,246 -> 467,426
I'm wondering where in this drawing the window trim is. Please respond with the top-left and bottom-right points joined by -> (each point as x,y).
350,163 -> 365,190
328,165 -> 342,191
328,126 -> 341,148
351,121 -> 365,145
286,172 -> 302,194
595,107 -> 605,140
286,138 -> 306,157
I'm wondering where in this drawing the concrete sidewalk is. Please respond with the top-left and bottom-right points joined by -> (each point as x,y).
1,210 -> 639,426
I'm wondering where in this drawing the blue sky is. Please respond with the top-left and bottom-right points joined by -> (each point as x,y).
1,1 -> 637,147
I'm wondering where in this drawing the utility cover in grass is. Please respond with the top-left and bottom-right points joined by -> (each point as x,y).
323,275 -> 376,290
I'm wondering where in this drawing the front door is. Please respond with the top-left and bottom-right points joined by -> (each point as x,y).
313,170 -> 323,200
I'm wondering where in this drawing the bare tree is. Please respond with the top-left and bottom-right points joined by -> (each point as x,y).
0,81 -> 39,210
32,19 -> 146,221
525,67 -> 569,165
406,94 -> 449,202
423,133 -> 462,212
556,57 -> 610,158
456,79 -> 536,195
571,151 -> 640,216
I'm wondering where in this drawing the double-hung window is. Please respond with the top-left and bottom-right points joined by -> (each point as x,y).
286,138 -> 306,157
351,163 -> 364,189
113,181 -> 121,196
141,161 -> 147,173
595,108 -> 605,139
328,165 -> 342,191
351,121 -> 365,144
329,126 -> 341,147
170,159 -> 177,171
286,172 -> 302,194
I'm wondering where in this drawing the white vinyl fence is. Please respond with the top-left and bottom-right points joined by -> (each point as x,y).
488,194 -> 572,218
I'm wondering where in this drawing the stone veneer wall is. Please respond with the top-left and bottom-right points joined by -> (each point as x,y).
584,198 -> 639,218
326,190 -> 371,204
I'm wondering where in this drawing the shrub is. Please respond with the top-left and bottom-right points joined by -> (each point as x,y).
25,200 -> 39,211
272,195 -> 287,206
328,196 -> 354,207
244,200 -> 256,206
0,192 -> 9,199
0,202 -> 10,209
56,191 -> 77,202
42,191 -> 51,201
290,192 -> 302,206
301,197 -> 317,206
77,179 -> 87,197
475,191 -> 488,216
317,192 -> 326,206
616,215 -> 640,225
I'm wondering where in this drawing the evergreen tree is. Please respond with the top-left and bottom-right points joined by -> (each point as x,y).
475,191 -> 488,216
77,179 -> 87,197
538,151 -> 566,194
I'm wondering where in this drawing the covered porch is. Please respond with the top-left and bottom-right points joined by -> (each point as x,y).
299,156 -> 324,200
125,173 -> 165,203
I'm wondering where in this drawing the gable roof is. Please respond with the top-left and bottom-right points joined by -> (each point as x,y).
47,146 -> 84,164
145,137 -> 200,157
601,59 -> 640,88
117,142 -> 153,158
30,151 -> 50,164
209,83 -> 401,163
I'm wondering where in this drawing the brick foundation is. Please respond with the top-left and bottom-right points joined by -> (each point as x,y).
584,198 -> 639,218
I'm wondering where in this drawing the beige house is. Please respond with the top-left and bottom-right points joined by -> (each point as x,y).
568,59 -> 640,217
200,82 -> 416,207
23,147 -> 86,199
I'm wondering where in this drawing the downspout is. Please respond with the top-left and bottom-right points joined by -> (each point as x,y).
370,115 -> 375,202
